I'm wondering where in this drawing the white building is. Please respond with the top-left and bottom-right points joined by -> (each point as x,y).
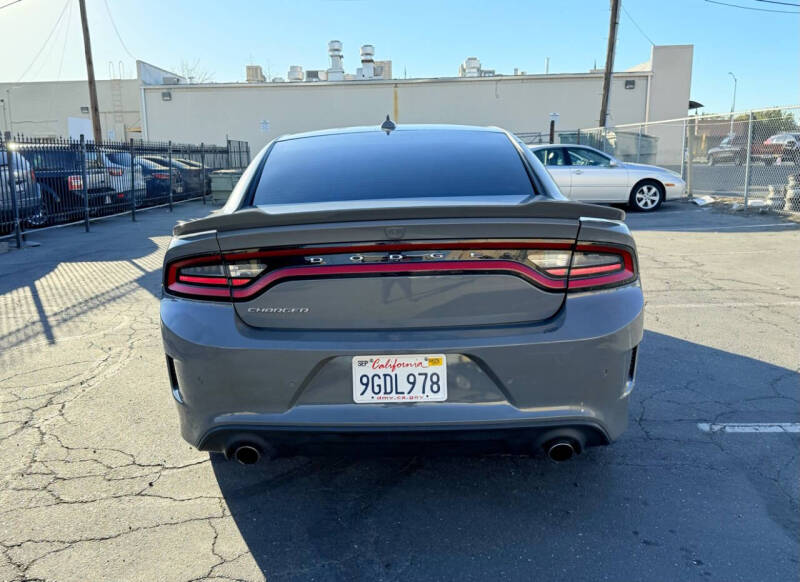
1,45 -> 693,154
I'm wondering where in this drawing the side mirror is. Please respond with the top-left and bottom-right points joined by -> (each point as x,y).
609,160 -> 619,167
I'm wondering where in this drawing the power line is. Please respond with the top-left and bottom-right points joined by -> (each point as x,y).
620,2 -> 655,46
56,0 -> 73,80
103,0 -> 136,60
704,0 -> 799,12
753,0 -> 799,6
0,0 -> 23,11
16,0 -> 72,81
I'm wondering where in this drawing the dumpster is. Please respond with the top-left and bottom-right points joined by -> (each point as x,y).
210,169 -> 244,204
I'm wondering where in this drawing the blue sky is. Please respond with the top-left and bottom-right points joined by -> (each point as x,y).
3,0 -> 798,114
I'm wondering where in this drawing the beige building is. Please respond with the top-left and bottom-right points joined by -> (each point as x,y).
0,78 -> 142,140
2,46 -> 693,153
142,45 -> 693,151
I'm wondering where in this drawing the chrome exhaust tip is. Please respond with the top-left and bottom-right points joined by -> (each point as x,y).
546,440 -> 576,462
232,444 -> 261,465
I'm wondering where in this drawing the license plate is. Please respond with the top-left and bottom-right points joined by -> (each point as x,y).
352,354 -> 447,403
104,195 -> 111,204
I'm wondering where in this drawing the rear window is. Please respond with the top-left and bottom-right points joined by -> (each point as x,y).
252,129 -> 534,205
24,150 -> 80,170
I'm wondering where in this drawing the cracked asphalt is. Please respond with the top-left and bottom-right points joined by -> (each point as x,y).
0,201 -> 798,581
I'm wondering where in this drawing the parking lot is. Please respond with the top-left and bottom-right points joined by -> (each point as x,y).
0,201 -> 797,581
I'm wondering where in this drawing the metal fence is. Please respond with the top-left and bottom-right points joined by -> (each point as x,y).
1,134 -> 250,247
517,106 -> 800,212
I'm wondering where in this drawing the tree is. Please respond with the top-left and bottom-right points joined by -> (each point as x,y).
176,59 -> 214,84
734,109 -> 797,140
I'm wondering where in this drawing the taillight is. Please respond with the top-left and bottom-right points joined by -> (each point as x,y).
30,169 -> 35,183
109,168 -> 124,176
164,241 -> 636,301
564,244 -> 636,290
67,175 -> 83,191
165,255 -> 267,299
152,172 -> 170,180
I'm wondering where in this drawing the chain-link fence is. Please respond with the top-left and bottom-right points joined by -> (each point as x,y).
1,134 -> 250,247
517,106 -> 800,213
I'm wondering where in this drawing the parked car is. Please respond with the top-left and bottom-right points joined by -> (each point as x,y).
140,156 -> 204,198
17,145 -> 117,220
706,134 -> 779,166
87,151 -> 147,208
0,150 -> 46,231
529,144 -> 685,211
161,124 -> 643,464
761,132 -> 800,164
174,158 -> 211,193
105,152 -> 183,203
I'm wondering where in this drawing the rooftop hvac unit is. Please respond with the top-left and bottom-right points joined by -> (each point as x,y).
162,76 -> 182,85
287,66 -> 304,82
305,70 -> 322,82
246,65 -> 266,83
460,57 -> 481,78
327,40 -> 345,81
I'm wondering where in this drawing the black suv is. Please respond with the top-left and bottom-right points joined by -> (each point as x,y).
18,147 -> 117,220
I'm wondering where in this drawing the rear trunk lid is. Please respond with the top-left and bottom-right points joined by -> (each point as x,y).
171,201 -> 624,331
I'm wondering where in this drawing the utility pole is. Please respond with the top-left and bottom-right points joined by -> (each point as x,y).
598,0 -> 620,128
78,0 -> 102,144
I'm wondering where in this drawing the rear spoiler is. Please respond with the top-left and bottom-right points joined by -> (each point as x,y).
173,200 -> 625,237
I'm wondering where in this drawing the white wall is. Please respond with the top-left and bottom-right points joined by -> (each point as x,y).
1,45 -> 692,151
644,45 -> 694,164
142,72 -> 653,149
0,79 -> 142,141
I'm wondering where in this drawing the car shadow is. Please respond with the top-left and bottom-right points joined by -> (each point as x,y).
211,330 -> 800,581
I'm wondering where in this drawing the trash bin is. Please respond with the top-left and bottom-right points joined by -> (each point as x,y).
210,169 -> 244,204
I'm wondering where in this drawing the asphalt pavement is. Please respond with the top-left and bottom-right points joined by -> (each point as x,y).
0,200 -> 798,581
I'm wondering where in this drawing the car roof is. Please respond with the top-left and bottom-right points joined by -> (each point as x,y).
276,123 -> 506,142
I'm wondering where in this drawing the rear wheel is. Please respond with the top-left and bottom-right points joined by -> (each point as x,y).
629,180 -> 664,212
25,205 -> 50,227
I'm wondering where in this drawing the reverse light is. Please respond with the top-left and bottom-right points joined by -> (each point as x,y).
67,175 -> 83,191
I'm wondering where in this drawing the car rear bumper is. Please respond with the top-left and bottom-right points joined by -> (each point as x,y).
161,284 -> 644,453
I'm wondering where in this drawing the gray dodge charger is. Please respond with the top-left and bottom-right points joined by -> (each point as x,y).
161,124 -> 644,464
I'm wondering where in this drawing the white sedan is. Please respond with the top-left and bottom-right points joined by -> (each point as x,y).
529,144 -> 686,212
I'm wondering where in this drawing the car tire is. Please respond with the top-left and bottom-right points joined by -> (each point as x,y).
629,180 -> 664,212
735,154 -> 745,166
24,205 -> 50,228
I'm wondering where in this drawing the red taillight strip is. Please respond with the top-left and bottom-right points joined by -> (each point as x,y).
547,263 -> 622,277
230,260 -> 566,299
166,282 -> 231,298
221,240 -> 573,261
177,275 -> 228,285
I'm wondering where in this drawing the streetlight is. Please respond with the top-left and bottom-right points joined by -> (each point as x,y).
728,72 -> 737,136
